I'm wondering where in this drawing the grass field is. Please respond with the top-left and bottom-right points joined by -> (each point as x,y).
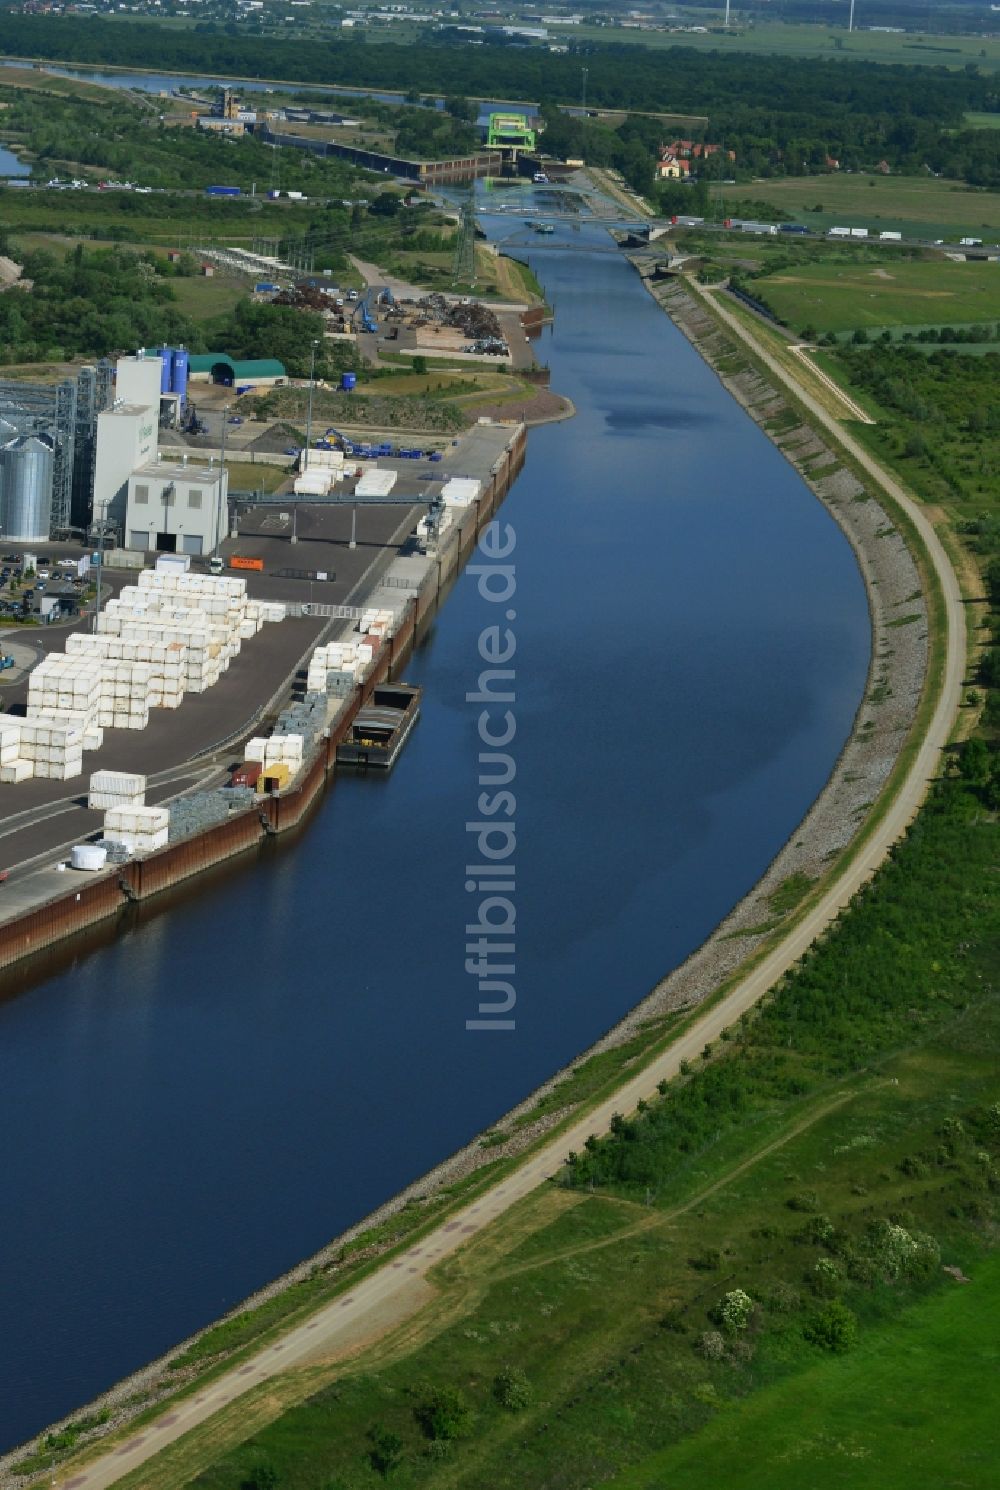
965,111 -> 1000,129
754,259 -> 1000,334
569,20 -> 1000,70
608,1253 -> 1000,1490
711,173 -> 1000,240
167,272 -> 249,323
223,460 -> 288,494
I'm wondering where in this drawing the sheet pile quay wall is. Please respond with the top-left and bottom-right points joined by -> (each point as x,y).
0,426 -> 526,973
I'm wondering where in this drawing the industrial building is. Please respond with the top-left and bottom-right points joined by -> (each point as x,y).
125,458 -> 229,557
187,355 -> 286,388
0,347 -> 195,543
0,360 -> 114,534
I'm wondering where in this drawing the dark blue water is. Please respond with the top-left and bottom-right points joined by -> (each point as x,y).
0,222 -> 870,1450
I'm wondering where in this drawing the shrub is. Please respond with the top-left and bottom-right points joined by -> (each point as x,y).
367,1426 -> 403,1479
808,1257 -> 842,1298
492,1366 -> 531,1412
717,1288 -> 754,1335
414,1385 -> 473,1442
697,1330 -> 727,1361
804,1300 -> 858,1353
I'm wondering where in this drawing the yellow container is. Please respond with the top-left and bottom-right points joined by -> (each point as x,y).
256,761 -> 291,793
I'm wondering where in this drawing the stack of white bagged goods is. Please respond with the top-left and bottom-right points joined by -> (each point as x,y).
19,721 -> 85,780
27,656 -> 103,731
294,468 -> 333,497
88,770 -> 146,811
355,467 -> 397,499
245,733 -> 304,771
441,477 -> 481,508
93,660 -> 153,730
103,803 -> 169,854
306,638 -> 378,694
67,634 -> 188,711
359,608 -> 395,640
0,714 -> 30,783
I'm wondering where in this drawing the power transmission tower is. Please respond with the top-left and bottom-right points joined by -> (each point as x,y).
452,185 -> 478,289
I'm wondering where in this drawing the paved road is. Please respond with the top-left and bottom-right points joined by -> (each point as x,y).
56,293 -> 966,1490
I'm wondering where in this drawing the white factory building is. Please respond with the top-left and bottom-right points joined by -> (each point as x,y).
126,458 -> 229,558
92,351 -> 229,557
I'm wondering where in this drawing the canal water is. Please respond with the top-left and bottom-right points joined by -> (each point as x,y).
0,220 -> 870,1450
0,144 -> 29,177
0,59 -> 540,118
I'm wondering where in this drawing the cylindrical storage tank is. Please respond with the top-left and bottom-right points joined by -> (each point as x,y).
171,345 -> 189,406
159,346 -> 173,395
70,844 -> 108,871
0,434 -> 54,541
340,372 -> 357,392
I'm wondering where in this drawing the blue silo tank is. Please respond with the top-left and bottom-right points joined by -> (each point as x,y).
341,372 -> 357,392
159,346 -> 173,395
171,346 -> 189,406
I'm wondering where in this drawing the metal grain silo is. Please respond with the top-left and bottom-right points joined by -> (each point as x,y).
0,434 -> 54,541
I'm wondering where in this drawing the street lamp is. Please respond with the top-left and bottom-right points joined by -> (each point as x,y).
581,67 -> 589,113
303,338 -> 320,473
213,408 -> 229,558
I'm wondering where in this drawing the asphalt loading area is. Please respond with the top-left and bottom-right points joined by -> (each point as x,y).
0,501 -> 424,880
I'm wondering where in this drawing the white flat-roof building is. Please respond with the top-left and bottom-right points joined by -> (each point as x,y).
93,403 -> 158,524
126,458 -> 229,557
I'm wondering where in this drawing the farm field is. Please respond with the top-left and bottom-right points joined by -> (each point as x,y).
569,20 -> 1000,70
607,1254 -> 1000,1490
711,173 -> 1000,240
754,259 -> 1000,334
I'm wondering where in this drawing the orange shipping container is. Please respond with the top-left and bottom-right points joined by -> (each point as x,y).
230,556 -> 265,572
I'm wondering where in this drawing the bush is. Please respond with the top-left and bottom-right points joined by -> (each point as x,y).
367,1426 -> 403,1479
717,1288 -> 754,1335
804,1300 -> 858,1353
414,1385 -> 473,1442
493,1365 -> 531,1412
697,1330 -> 727,1361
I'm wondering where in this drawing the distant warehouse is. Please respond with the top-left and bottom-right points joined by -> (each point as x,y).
187,355 -> 287,388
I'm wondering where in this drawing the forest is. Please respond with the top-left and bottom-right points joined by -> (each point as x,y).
0,240 -> 340,376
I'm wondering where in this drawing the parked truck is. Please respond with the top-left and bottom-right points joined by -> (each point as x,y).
879,231 -> 902,241
205,185 -> 241,197
959,237 -> 983,247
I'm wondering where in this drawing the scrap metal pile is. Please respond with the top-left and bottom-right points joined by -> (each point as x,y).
412,295 -> 508,355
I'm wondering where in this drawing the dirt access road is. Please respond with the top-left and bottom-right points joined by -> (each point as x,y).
55,285 -> 966,1490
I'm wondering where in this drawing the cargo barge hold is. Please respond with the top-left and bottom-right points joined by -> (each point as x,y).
336,684 -> 421,770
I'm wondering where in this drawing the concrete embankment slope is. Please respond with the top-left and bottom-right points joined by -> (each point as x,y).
45,289 -> 965,1490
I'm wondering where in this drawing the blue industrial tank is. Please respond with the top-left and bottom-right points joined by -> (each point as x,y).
158,346 -> 173,396
171,346 -> 189,406
341,372 -> 357,392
